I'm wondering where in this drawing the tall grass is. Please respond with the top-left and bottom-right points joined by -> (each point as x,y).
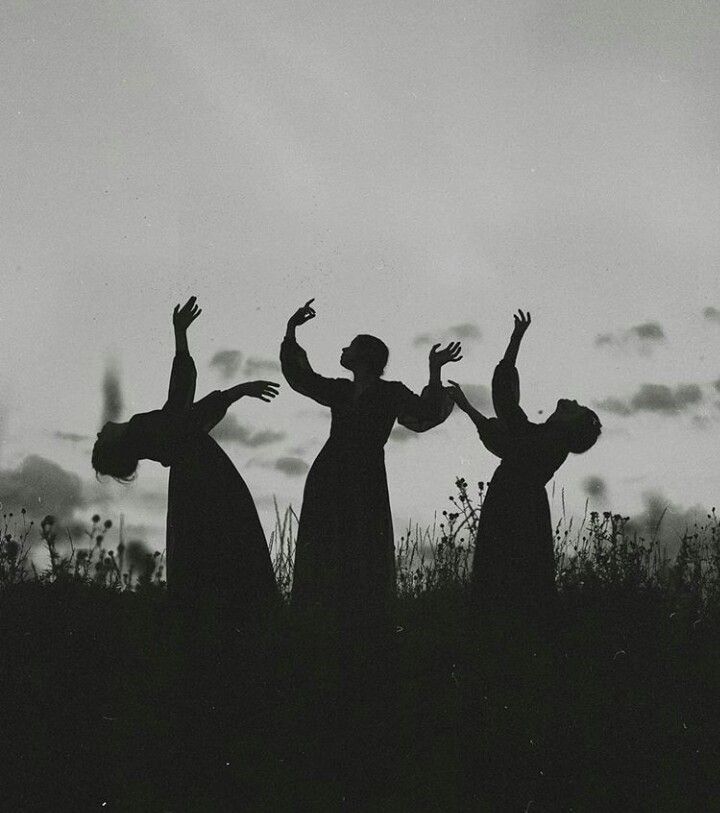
3,478 -> 720,614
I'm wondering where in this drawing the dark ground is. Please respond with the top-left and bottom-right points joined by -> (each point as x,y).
2,581 -> 719,811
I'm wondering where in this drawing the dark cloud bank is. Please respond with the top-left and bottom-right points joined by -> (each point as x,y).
596,383 -> 703,417
210,350 -> 280,380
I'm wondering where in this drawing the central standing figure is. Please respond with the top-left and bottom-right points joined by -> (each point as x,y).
281,299 -> 460,638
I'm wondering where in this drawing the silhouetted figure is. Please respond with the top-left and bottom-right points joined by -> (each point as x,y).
449,310 -> 601,810
449,310 -> 601,617
282,299 -> 458,633
281,299 -> 458,797
92,297 -> 280,622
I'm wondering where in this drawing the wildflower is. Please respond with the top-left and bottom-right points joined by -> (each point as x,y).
92,514 -> 101,524
104,520 -> 112,529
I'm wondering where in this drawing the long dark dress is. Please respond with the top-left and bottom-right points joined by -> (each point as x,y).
471,358 -> 568,617
127,351 -> 278,620
463,360 -> 569,811
280,335 -> 452,635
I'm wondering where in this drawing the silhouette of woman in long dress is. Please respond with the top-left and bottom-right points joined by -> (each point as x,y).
92,297 -> 280,621
448,310 -> 601,617
449,310 -> 602,810
281,299 -> 459,639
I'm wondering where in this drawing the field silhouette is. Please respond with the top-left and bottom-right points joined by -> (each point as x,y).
1,481 -> 719,810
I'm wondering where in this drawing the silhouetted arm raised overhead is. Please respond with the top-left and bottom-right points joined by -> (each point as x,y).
164,297 -> 201,412
493,310 -> 531,430
281,299 -> 343,407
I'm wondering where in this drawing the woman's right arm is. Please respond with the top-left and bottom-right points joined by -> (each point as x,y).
447,381 -> 509,458
280,299 -> 341,407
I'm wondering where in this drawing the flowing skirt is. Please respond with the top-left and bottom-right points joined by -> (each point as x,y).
166,433 -> 278,621
471,470 -> 557,620
291,444 -> 395,637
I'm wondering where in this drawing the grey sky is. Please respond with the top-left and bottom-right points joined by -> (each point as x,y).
1,0 -> 719,548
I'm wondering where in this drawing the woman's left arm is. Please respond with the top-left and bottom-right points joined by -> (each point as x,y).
190,380 -> 281,434
165,297 -> 202,411
396,342 -> 461,431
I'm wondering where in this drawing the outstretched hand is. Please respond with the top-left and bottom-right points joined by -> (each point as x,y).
173,296 -> 202,332
446,380 -> 473,413
240,380 -> 281,402
512,309 -> 531,337
429,341 -> 463,369
288,299 -> 316,329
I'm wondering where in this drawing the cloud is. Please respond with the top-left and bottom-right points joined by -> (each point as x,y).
0,455 -> 83,522
210,414 -> 285,446
703,306 -> 720,324
244,357 -> 281,376
450,322 -> 482,340
460,383 -> 492,413
274,456 -> 309,477
594,321 -> 666,354
595,397 -> 634,416
596,383 -> 703,417
582,475 -> 608,501
629,323 -> 665,341
102,360 -> 123,424
209,350 -> 243,379
631,383 -> 702,414
413,321 -> 482,347
54,431 -> 91,443
210,350 -> 281,380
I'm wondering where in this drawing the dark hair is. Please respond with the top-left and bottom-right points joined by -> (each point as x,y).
354,334 -> 389,376
92,436 -> 139,482
566,406 -> 602,454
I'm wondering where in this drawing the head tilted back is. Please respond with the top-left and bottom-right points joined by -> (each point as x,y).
354,334 -> 389,376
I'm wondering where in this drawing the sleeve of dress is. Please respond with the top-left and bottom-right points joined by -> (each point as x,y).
189,391 -> 230,434
280,335 -> 342,407
396,383 -> 455,433
164,352 -> 197,412
492,359 -> 529,430
472,416 -> 513,458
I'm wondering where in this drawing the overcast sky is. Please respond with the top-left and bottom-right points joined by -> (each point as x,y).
1,0 -> 719,551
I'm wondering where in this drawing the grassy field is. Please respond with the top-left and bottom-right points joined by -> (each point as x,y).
1,481 -> 720,810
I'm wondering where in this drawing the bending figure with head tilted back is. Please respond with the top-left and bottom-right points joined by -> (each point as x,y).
448,310 -> 602,618
92,297 -> 280,622
281,299 -> 460,641
449,310 -> 602,810
450,311 -> 601,613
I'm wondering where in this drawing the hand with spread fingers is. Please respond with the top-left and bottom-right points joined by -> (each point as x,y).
237,381 -> 281,402
429,341 -> 463,370
173,296 -> 202,332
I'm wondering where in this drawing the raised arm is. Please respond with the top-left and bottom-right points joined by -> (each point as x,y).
165,297 -> 202,412
396,342 -> 461,431
280,299 -> 343,407
493,310 -> 530,429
